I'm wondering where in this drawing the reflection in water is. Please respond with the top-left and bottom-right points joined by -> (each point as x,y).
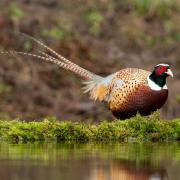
90,160 -> 167,180
0,143 -> 179,180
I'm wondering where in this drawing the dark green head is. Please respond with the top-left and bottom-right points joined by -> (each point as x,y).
149,64 -> 173,87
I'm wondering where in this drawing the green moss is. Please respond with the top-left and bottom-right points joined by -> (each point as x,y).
54,122 -> 91,142
0,113 -> 179,143
94,121 -> 120,141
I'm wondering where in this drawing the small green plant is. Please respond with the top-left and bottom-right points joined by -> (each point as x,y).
174,33 -> 180,41
176,94 -> 180,104
0,83 -> 12,94
9,3 -> 24,22
42,27 -> 66,39
84,10 -> 104,35
42,26 -> 75,40
23,41 -> 33,51
126,0 -> 178,18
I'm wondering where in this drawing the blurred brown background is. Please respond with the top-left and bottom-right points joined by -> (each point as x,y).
0,0 -> 179,122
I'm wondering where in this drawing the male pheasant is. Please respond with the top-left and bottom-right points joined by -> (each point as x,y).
1,34 -> 173,119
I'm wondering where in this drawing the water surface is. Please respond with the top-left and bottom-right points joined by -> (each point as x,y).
0,142 -> 179,180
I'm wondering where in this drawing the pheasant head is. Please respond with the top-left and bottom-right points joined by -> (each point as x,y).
148,64 -> 173,90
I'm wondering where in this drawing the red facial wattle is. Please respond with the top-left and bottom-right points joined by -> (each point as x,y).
155,66 -> 168,76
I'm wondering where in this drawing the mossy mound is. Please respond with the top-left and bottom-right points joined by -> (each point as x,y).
0,113 -> 179,143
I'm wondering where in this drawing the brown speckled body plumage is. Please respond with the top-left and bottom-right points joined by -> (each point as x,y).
86,68 -> 168,119
111,82 -> 168,119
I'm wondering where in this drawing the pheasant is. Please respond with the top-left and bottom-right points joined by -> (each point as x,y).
1,34 -> 173,119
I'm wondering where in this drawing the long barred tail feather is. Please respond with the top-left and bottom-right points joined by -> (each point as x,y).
19,32 -> 97,80
20,32 -> 75,64
1,50 -> 68,69
0,50 -> 97,80
0,33 -> 105,100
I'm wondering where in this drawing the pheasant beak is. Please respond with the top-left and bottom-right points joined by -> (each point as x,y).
165,69 -> 173,77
